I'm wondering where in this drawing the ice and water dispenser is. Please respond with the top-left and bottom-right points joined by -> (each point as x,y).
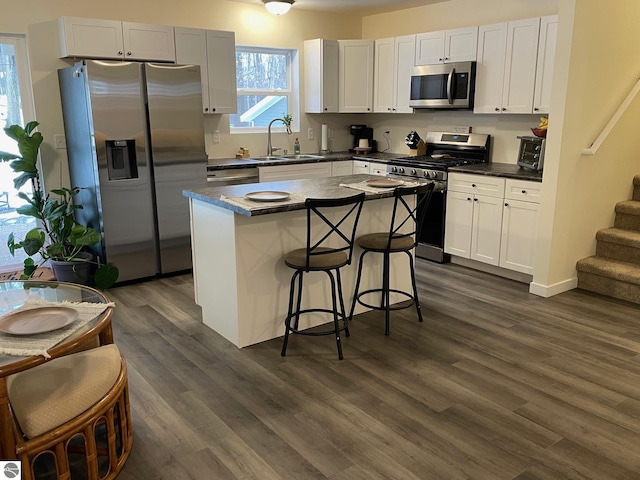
105,139 -> 138,180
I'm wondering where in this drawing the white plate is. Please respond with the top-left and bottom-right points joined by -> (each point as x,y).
244,191 -> 291,202
431,154 -> 444,159
366,178 -> 404,188
0,306 -> 79,335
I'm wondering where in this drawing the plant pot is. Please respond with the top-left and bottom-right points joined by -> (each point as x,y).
50,252 -> 94,286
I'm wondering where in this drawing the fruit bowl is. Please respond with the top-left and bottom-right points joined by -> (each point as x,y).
531,127 -> 547,138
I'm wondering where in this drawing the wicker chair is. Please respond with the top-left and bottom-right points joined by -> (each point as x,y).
6,344 -> 133,480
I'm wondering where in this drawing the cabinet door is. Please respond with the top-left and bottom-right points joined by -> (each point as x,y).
473,22 -> 508,114
501,17 -> 540,114
339,40 -> 374,112
175,27 -> 210,112
533,15 -> 558,114
370,162 -> 387,176
499,199 -> 539,274
206,30 -> 237,114
352,160 -> 370,175
304,39 -> 339,113
445,26 -> 478,63
122,22 -> 175,62
470,194 -> 503,265
258,163 -> 332,182
414,31 -> 445,65
444,190 -> 474,258
373,38 -> 395,113
331,161 -> 354,176
59,17 -> 124,59
393,35 -> 416,113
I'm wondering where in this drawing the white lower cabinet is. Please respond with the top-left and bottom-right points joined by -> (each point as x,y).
258,163 -> 332,182
446,173 -> 541,274
499,179 -> 541,274
352,160 -> 387,176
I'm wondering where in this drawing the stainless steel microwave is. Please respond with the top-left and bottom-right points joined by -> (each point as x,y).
409,61 -> 476,109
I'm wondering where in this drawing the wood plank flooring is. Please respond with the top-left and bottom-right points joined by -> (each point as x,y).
108,259 -> 640,479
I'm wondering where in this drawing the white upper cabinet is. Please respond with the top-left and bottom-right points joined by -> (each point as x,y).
339,40 -> 374,113
474,18 -> 540,114
175,27 -> 237,114
415,26 -> 478,65
304,39 -> 339,113
59,17 -> 175,62
373,35 -> 415,113
533,15 -> 558,114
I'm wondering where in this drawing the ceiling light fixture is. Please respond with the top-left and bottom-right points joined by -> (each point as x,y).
263,0 -> 294,15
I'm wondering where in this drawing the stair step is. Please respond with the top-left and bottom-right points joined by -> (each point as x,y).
577,256 -> 640,304
596,228 -> 640,265
614,200 -> 640,231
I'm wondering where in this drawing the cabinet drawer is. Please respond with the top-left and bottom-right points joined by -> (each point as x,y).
448,173 -> 504,198
504,179 -> 541,203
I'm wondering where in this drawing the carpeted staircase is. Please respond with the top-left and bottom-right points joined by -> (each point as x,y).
577,174 -> 640,304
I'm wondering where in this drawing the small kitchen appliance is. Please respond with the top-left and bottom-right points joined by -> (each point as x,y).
517,135 -> 545,172
386,131 -> 491,263
350,124 -> 377,153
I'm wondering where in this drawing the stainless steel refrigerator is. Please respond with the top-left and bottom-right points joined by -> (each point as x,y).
58,60 -> 207,282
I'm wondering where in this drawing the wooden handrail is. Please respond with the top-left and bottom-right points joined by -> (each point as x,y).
583,76 -> 640,155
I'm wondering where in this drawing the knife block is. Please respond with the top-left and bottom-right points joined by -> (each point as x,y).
408,139 -> 426,156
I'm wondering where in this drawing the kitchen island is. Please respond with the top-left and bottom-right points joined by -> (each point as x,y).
183,174 -> 422,348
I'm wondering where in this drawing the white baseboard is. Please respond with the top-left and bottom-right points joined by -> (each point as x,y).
450,257 -> 533,284
529,277 -> 578,297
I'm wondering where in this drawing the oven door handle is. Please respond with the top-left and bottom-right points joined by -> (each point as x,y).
446,68 -> 455,105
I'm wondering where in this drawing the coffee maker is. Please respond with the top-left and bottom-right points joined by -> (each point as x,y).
350,124 -> 377,152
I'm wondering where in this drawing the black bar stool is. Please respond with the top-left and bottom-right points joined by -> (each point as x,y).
281,192 -> 365,360
349,182 -> 435,335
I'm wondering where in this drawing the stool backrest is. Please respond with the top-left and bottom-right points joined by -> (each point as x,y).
386,182 -> 436,250
304,192 -> 366,270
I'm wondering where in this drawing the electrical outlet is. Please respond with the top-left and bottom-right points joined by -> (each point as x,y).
307,128 -> 314,141
54,134 -> 66,149
213,130 -> 220,144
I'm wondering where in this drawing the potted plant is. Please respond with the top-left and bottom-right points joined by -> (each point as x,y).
0,121 -> 118,290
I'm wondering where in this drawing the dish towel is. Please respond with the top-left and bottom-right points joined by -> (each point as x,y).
339,180 -> 423,194
0,300 -> 115,359
220,192 -> 306,211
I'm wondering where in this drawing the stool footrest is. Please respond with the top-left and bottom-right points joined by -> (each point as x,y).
285,308 -> 349,336
354,288 -> 416,312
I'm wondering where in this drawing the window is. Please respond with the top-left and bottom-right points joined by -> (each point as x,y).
0,34 -> 37,273
231,46 -> 299,133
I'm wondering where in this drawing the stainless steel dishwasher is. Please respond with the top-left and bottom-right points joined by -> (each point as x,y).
206,167 -> 259,186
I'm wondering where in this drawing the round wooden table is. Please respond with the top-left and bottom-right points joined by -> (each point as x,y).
0,280 -> 115,460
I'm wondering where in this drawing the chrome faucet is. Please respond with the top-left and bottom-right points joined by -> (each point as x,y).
267,118 -> 292,156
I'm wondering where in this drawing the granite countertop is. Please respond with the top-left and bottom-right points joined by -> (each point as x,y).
206,151 -> 403,170
184,174 -> 427,217
448,162 -> 543,182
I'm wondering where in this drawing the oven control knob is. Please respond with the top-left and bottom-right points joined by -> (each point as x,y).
390,166 -> 397,173
411,169 -> 417,176
398,167 -> 405,174
423,171 -> 430,179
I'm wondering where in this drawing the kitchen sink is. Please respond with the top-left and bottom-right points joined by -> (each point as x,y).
278,154 -> 324,160
254,154 -> 325,161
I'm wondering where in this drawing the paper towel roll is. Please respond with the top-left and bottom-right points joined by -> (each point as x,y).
358,138 -> 369,149
321,124 -> 328,151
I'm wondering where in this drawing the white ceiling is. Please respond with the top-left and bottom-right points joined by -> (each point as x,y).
234,0 -> 449,15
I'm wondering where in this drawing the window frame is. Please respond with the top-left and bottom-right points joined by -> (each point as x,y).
231,45 -> 299,135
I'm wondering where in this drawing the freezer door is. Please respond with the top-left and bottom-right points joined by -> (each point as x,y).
145,63 -> 207,274
85,60 -> 159,281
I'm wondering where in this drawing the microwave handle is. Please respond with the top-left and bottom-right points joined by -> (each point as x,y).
447,68 -> 454,105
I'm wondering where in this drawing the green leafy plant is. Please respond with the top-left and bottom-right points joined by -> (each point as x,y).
282,113 -> 292,127
0,121 -> 118,290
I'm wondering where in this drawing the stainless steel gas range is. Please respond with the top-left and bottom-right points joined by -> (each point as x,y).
386,132 -> 492,263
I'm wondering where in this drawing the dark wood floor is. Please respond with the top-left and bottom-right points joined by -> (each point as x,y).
109,259 -> 640,480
